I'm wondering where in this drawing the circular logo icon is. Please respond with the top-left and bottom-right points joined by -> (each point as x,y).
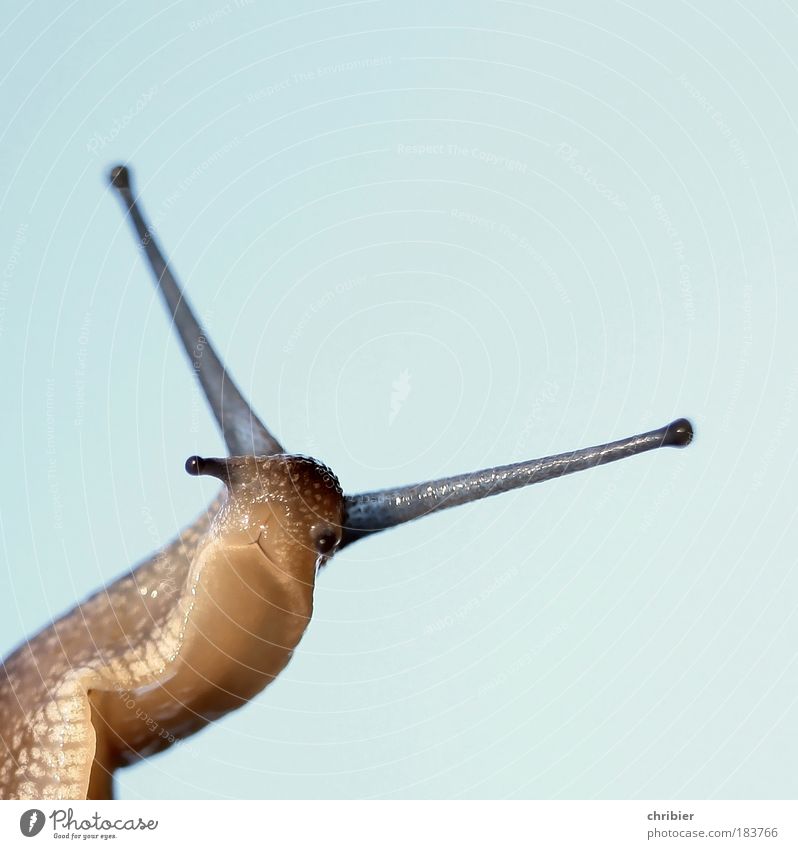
19,809 -> 45,837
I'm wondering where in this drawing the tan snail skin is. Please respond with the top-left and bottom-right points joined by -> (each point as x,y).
0,165 -> 693,800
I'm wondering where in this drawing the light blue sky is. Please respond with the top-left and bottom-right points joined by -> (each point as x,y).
0,1 -> 795,799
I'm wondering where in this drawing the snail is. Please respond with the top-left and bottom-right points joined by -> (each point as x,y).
0,164 -> 693,800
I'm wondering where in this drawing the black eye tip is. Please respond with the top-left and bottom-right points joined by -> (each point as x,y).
664,418 -> 694,448
185,455 -> 204,476
109,164 -> 131,189
313,527 -> 338,554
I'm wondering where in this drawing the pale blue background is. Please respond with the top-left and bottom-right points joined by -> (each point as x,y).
0,1 -> 795,800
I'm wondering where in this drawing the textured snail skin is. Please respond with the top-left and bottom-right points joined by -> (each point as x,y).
0,164 -> 692,800
0,501 -> 219,800
0,457 -> 343,800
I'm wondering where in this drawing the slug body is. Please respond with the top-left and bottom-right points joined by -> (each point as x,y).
0,165 -> 693,800
0,456 -> 342,799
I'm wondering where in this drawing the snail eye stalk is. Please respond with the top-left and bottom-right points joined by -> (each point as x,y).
110,165 -> 283,458
339,418 -> 693,547
313,527 -> 339,555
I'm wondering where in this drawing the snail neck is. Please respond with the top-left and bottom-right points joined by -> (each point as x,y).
95,537 -> 316,763
161,538 -> 317,719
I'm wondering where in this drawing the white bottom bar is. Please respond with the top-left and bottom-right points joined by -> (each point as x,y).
1,800 -> 795,847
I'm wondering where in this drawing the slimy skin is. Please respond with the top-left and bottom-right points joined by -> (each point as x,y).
0,164 -> 693,800
0,500 -> 219,800
0,456 -> 342,800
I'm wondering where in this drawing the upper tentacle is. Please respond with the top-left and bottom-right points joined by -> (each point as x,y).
109,164 -> 283,457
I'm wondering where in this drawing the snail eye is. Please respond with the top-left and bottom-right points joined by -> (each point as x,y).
312,526 -> 338,555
